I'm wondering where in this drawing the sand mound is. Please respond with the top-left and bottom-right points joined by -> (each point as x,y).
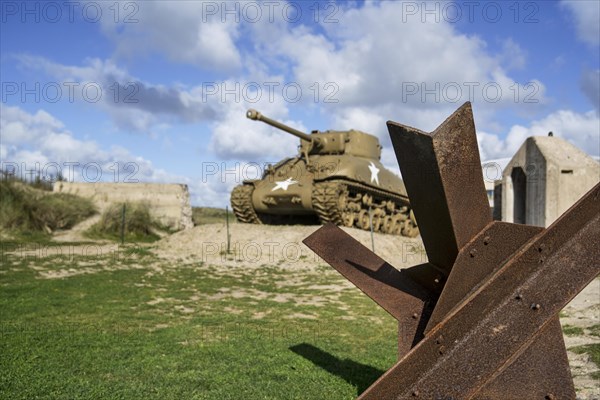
155,223 -> 427,271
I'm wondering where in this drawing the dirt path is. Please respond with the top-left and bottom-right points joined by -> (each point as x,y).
53,215 -> 103,242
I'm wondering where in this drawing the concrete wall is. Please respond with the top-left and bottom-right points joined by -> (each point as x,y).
54,182 -> 193,230
501,136 -> 599,227
493,180 -> 502,221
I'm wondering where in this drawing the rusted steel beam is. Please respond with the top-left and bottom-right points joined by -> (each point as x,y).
358,182 -> 599,399
425,221 -> 544,334
387,102 -> 491,276
472,317 -> 574,399
419,220 -> 577,397
303,224 -> 435,356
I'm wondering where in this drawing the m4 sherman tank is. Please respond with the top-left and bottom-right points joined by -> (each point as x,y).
230,109 -> 419,237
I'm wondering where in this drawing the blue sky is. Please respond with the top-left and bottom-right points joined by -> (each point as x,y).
1,0 -> 599,206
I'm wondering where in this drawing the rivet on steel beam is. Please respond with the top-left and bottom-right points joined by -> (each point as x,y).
412,313 -> 419,319
469,249 -> 477,258
436,336 -> 444,344
538,244 -> 545,252
438,346 -> 446,355
483,236 -> 490,245
531,303 -> 541,310
545,394 -> 555,400
515,294 -> 522,301
411,390 -> 419,397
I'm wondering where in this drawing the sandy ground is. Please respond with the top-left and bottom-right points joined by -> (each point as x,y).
53,215 -> 102,242
155,223 -> 427,271
563,280 -> 600,398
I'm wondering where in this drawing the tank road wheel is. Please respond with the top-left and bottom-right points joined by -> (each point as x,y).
312,181 -> 417,237
390,214 -> 404,235
342,211 -> 355,227
338,189 -> 356,227
357,209 -> 371,230
312,182 -> 351,226
381,215 -> 393,234
372,213 -> 382,232
230,184 -> 261,224
401,221 -> 419,238
401,209 -> 419,238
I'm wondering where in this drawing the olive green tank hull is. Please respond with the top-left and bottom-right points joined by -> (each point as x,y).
230,109 -> 419,237
231,175 -> 419,237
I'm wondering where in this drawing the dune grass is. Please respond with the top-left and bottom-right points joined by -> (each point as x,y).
86,202 -> 166,242
0,178 -> 95,237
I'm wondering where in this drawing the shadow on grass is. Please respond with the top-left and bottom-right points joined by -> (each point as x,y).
290,343 -> 384,394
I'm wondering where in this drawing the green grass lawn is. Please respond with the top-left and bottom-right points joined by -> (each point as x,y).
0,247 -> 397,399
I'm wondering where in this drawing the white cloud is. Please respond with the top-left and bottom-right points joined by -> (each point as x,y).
252,2 -> 544,109
0,105 -> 182,184
561,0 -> 600,45
478,109 -> 600,160
87,1 -> 548,124
98,1 -> 242,71
208,101 -> 299,161
330,107 -> 387,138
498,38 -> 527,71
238,0 -> 548,147
15,55 -> 218,132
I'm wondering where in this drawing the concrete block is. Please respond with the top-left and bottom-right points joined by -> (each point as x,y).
53,182 -> 193,230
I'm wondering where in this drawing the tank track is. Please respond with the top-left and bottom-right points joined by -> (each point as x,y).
311,182 -> 345,226
311,180 -> 419,237
230,184 -> 261,224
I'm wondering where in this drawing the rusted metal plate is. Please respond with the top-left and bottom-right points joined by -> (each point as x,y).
425,221 -> 544,333
357,182 -> 599,399
302,223 -> 434,356
421,221 -> 576,398
387,102 -> 491,275
473,317 -> 574,399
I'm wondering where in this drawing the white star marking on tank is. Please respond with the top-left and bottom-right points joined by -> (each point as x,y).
272,177 -> 298,191
368,162 -> 380,185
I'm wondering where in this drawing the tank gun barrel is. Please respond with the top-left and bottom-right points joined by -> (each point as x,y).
246,109 -> 313,142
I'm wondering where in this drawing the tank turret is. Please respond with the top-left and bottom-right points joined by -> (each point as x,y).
231,109 -> 418,237
246,109 -> 381,159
